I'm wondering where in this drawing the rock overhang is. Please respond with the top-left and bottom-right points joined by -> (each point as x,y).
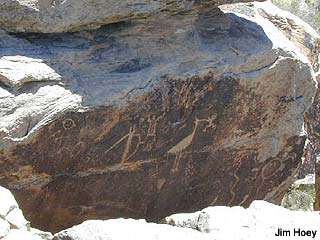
0,5 -> 316,145
0,0 -> 266,33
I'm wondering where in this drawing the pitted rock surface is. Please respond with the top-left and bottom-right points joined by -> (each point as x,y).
0,2 -> 317,232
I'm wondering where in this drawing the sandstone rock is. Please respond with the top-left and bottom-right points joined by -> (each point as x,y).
0,0 -> 265,33
0,1 -> 317,233
54,201 -> 320,240
281,174 -> 315,211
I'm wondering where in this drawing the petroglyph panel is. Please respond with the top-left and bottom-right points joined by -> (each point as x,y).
0,73 -> 308,232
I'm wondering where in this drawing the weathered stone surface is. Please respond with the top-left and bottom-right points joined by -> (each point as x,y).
0,186 -> 52,240
0,56 -> 62,88
0,1 -> 317,233
0,0 -> 265,33
252,1 -> 320,183
279,0 -> 320,211
54,201 -> 320,240
245,1 -> 320,211
2,184 -> 320,240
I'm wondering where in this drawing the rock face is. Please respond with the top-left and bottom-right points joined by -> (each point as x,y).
54,200 -> 320,240
2,185 -> 320,240
0,1 -> 317,233
0,0 -> 264,33
254,0 -> 320,211
0,186 -> 52,240
283,0 -> 320,211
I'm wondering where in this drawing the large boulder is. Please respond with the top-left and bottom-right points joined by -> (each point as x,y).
0,1 -> 317,232
0,0 -> 264,33
53,201 -> 320,240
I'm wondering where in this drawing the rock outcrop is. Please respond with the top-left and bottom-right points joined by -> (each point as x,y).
0,1 -> 317,232
0,0 -> 264,33
54,200 -> 320,240
0,186 -> 52,240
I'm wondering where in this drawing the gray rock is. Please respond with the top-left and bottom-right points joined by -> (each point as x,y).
0,0 -> 265,33
0,56 -> 62,88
